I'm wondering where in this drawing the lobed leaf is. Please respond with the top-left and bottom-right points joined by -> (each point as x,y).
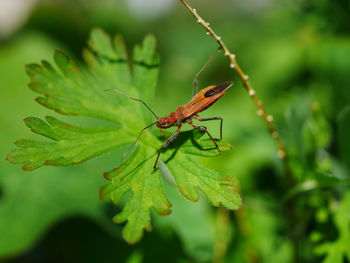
166,153 -> 240,207
174,130 -> 233,157
100,147 -> 172,243
315,192 -> 350,262
6,116 -> 131,171
133,35 -> 159,103
6,28 -> 241,243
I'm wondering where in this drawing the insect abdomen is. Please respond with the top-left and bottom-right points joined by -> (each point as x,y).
204,81 -> 232,97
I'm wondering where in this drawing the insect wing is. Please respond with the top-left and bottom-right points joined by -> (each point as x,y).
186,82 -> 233,116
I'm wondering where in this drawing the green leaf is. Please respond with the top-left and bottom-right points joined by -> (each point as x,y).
281,96 -> 334,180
6,28 -> 241,243
100,129 -> 235,243
0,165 -> 109,258
154,179 -> 217,262
239,197 -> 293,263
100,146 -> 172,243
166,153 -> 240,207
6,116 -> 131,171
125,251 -> 143,263
133,35 -> 159,102
315,192 -> 350,262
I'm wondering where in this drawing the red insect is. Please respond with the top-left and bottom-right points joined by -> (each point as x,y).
112,49 -> 233,169
129,80 -> 233,169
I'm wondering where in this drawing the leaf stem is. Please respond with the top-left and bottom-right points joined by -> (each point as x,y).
179,0 -> 292,183
213,208 -> 231,263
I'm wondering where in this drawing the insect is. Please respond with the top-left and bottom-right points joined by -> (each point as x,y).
152,81 -> 233,168
110,49 -> 233,169
128,82 -> 233,169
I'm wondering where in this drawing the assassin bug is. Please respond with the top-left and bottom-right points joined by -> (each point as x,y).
109,49 -> 233,169
152,80 -> 233,168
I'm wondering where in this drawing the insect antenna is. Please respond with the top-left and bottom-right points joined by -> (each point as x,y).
193,47 -> 222,96
104,88 -> 159,119
104,89 -> 160,160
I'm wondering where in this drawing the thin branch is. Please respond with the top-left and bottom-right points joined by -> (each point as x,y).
180,0 -> 291,182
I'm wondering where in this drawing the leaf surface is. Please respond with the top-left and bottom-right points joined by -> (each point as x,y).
6,28 -> 241,243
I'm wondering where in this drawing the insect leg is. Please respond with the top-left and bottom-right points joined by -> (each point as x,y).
195,116 -> 223,140
190,124 -> 221,153
125,121 -> 158,156
160,128 -> 166,138
193,47 -> 222,97
154,127 -> 182,169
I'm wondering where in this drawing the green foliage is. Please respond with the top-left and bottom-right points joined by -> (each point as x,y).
315,193 -> 350,263
154,180 -> 217,262
338,106 -> 350,169
0,165 -> 108,257
7,116 -> 130,170
0,33 -> 101,258
281,96 -> 350,263
2,0 -> 350,262
5,28 -> 241,244
126,251 -> 143,263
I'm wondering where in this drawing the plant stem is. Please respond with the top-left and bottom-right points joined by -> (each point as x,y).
235,208 -> 260,263
179,0 -> 292,183
213,208 -> 231,263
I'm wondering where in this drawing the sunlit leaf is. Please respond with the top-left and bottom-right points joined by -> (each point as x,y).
6,28 -> 241,243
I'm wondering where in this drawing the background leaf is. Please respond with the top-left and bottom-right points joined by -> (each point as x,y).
315,192 -> 350,263
338,106 -> 350,169
2,0 -> 349,261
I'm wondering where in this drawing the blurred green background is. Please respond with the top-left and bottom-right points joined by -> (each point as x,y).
1,0 -> 350,262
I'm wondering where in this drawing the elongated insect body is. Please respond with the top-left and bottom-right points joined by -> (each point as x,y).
106,48 -> 233,169
147,81 -> 233,168
156,81 -> 232,129
111,81 -> 233,169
